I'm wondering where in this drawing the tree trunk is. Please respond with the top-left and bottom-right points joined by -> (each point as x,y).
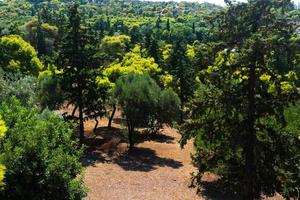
77,80 -> 84,144
179,74 -> 184,124
244,66 -> 256,200
180,102 -> 184,124
128,127 -> 134,151
108,105 -> 116,128
94,118 -> 99,133
72,106 -> 77,117
126,118 -> 134,151
78,102 -> 84,143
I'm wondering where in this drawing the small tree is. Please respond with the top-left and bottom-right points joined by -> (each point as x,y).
98,47 -> 163,128
114,73 -> 180,150
38,66 -> 64,110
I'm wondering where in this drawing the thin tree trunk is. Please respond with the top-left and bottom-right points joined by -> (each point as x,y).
126,118 -> 134,151
94,118 -> 99,133
180,102 -> 184,124
72,106 -> 77,117
244,66 -> 256,200
108,104 -> 116,128
78,104 -> 84,143
128,127 -> 133,151
179,75 -> 184,124
77,80 -> 84,144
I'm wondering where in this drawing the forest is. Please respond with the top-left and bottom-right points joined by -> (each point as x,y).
0,0 -> 299,199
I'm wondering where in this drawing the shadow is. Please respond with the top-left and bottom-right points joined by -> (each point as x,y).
112,117 -> 126,126
136,132 -> 175,144
81,126 -> 127,167
81,126 -> 180,172
113,147 -> 183,172
196,179 -> 240,200
94,126 -> 126,139
81,150 -> 110,167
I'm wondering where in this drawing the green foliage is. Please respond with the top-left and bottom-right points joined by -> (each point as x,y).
0,0 -> 33,35
0,98 -> 86,200
38,70 -> 64,110
24,17 -> 58,56
114,73 -> 180,149
103,48 -> 161,83
157,88 -> 181,125
0,116 -> 6,190
98,34 -> 131,65
0,35 -> 44,75
0,117 -> 6,140
180,0 -> 300,198
0,70 -> 38,105
167,40 -> 197,122
1,0 -> 299,198
59,3 -> 106,141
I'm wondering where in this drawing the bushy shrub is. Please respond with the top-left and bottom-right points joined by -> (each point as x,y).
0,98 -> 87,200
0,70 -> 38,105
38,72 -> 64,110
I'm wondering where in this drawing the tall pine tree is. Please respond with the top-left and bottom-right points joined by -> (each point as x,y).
180,0 -> 300,198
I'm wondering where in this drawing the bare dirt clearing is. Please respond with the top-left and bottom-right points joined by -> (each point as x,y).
81,111 -> 205,200
71,109 -> 283,200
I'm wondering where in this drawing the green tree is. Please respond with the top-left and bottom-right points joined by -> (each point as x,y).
168,40 -> 196,123
156,16 -> 162,29
97,34 -> 131,66
166,18 -> 170,32
147,35 -> 161,64
0,35 -> 44,75
24,16 -> 58,58
98,47 -> 162,128
180,0 -> 300,198
114,73 -> 180,150
0,98 -> 86,200
59,3 -> 103,142
38,65 -> 64,110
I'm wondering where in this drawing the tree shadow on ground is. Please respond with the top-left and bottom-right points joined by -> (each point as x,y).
94,126 -> 126,139
193,175 -> 240,200
81,150 -> 110,167
81,125 -> 182,172
199,182 -> 237,200
113,147 -> 183,172
81,126 -> 127,167
135,132 -> 176,144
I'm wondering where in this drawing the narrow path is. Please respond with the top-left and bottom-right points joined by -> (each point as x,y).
82,116 -> 203,200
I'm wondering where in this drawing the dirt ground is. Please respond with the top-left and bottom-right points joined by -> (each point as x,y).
60,106 -> 283,200
81,110 -> 207,200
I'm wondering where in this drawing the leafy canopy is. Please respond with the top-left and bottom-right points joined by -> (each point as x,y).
0,98 -> 87,200
0,35 -> 43,75
180,0 -> 300,198
114,73 -> 180,149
